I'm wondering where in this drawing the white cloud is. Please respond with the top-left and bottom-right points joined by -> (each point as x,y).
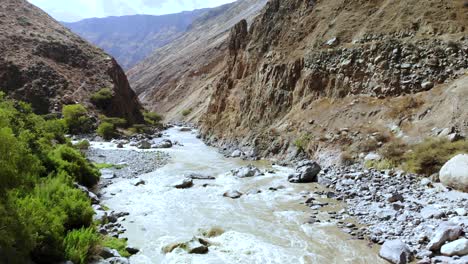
28,0 -> 236,22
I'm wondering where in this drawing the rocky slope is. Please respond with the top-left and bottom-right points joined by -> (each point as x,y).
127,0 -> 268,120
198,0 -> 468,162
0,0 -> 143,123
63,9 -> 212,69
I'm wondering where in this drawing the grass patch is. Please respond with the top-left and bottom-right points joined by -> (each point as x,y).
63,227 -> 100,264
102,237 -> 130,257
181,109 -> 192,117
403,138 -> 468,175
93,163 -> 126,170
388,96 -> 424,119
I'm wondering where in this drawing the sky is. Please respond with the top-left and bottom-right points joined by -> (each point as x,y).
27,0 -> 236,22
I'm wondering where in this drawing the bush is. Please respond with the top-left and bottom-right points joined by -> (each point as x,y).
48,145 -> 100,187
102,236 -> 130,257
74,140 -> 90,150
144,111 -> 163,125
378,140 -> 408,167
62,105 -> 93,134
90,88 -> 113,109
340,151 -> 355,166
99,115 -> 127,128
64,227 -> 100,264
14,174 -> 94,261
97,122 -> 117,141
0,95 -> 100,263
294,134 -> 312,152
404,138 -> 468,175
181,108 -> 192,117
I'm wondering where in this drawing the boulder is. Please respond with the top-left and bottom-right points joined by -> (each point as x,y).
232,165 -> 262,178
223,190 -> 243,199
174,178 -> 193,189
116,143 -> 124,148
153,139 -> 173,149
439,154 -> 468,192
185,173 -> 215,180
365,152 -> 382,161
288,160 -> 321,183
427,223 -> 463,251
440,238 -> 468,256
379,240 -> 413,264
106,257 -> 130,264
100,247 -> 120,259
179,127 -> 192,132
125,246 -> 140,255
185,239 -> 209,254
132,179 -> 145,186
421,81 -> 434,90
101,169 -> 116,180
138,140 -> 152,149
230,150 -> 242,158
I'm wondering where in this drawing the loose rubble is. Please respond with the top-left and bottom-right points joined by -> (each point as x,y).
312,164 -> 468,263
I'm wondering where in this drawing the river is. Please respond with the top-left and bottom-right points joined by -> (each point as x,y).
91,127 -> 385,264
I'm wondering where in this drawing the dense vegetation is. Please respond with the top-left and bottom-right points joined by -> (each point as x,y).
90,88 -> 113,109
0,93 -> 100,263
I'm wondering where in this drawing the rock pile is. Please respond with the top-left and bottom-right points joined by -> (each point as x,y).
314,164 -> 468,263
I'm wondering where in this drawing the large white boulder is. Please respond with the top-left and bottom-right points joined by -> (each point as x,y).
441,238 -> 468,256
379,240 -> 413,264
440,154 -> 468,192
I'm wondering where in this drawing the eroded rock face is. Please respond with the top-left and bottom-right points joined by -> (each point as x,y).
198,0 -> 468,158
440,154 -> 468,192
0,0 -> 143,123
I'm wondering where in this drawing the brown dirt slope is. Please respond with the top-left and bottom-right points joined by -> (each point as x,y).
0,0 -> 143,123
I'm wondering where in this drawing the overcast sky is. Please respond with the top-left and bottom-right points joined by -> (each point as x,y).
28,0 -> 236,22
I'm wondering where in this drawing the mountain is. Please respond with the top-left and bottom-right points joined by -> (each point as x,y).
63,9 -> 215,69
132,0 -> 468,162
127,0 -> 268,119
0,0 -> 143,123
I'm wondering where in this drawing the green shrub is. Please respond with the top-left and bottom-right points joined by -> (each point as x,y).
102,236 -> 130,257
129,124 -> 151,134
62,105 -> 93,134
378,140 -> 408,167
99,116 -> 127,128
404,138 -> 468,175
48,145 -> 100,187
74,140 -> 90,150
63,227 -> 100,264
90,88 -> 113,109
181,108 -> 192,117
364,159 -> 394,170
97,122 -> 117,141
0,95 -> 100,263
294,134 -> 312,152
144,111 -> 163,125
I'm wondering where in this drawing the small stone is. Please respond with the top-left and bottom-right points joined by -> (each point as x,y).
223,190 -> 243,199
421,81 -> 434,90
174,178 -> 193,189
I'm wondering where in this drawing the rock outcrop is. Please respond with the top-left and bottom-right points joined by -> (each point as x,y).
0,0 -> 143,123
199,0 -> 467,159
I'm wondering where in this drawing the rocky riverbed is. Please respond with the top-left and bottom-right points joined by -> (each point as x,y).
311,164 -> 468,264
75,126 -> 468,264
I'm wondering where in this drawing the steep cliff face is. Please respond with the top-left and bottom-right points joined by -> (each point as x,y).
200,0 -> 468,161
63,10 -> 210,69
127,0 -> 268,121
0,0 -> 143,123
